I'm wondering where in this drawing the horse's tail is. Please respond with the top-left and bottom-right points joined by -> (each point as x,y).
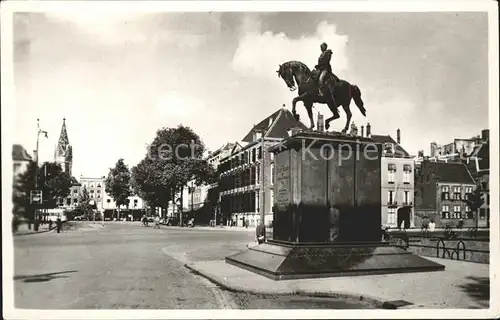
351,84 -> 366,117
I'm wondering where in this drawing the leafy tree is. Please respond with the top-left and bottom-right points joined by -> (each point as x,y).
105,159 -> 132,219
77,186 -> 93,219
466,183 -> 485,222
13,161 -> 73,222
131,125 -> 216,225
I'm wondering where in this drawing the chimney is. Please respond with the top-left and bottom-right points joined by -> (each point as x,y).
481,129 -> 489,142
397,128 -> 401,144
317,112 -> 324,132
361,125 -> 364,137
366,122 -> 371,138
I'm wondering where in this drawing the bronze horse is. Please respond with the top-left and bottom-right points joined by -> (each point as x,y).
277,60 -> 366,133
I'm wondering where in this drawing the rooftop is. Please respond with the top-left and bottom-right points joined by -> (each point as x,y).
12,144 -> 32,161
371,134 -> 410,158
423,161 -> 476,185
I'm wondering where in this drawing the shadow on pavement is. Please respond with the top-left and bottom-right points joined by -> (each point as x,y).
457,276 -> 489,307
14,270 -> 78,283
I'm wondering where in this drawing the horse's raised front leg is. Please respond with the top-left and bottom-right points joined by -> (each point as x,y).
292,93 -> 308,121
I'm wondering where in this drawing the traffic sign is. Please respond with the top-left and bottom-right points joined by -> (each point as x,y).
30,190 -> 43,204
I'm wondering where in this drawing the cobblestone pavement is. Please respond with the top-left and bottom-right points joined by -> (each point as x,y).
12,222 -> 372,309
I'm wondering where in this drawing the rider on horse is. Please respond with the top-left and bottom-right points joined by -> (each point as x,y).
314,43 -> 336,95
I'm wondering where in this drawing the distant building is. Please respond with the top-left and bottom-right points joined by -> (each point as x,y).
12,144 -> 32,181
428,129 -> 489,163
218,107 -> 307,227
79,176 -> 106,211
414,161 -> 476,228
370,128 -> 415,228
103,194 -> 146,211
54,118 -> 73,175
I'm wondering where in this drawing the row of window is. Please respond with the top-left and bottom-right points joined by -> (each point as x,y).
220,192 -> 259,214
442,205 -> 471,212
219,166 -> 260,191
442,186 -> 473,193
387,190 -> 411,205
218,146 -> 263,173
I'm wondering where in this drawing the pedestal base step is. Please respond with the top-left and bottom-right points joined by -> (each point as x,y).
225,242 -> 445,280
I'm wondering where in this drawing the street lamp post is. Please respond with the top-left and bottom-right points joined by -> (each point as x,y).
34,118 -> 48,226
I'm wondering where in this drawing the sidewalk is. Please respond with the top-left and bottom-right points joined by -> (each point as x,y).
184,248 -> 489,309
160,224 -> 255,232
13,223 -> 54,236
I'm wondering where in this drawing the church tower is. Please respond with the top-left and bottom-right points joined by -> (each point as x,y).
54,118 -> 73,175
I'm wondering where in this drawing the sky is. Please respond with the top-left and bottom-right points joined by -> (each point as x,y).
12,10 -> 489,178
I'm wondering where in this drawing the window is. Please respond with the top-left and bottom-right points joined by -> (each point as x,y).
97,190 -> 101,194
97,183 -> 101,188
134,199 -> 138,203
256,191 -> 260,212
387,207 -> 396,225
441,205 -> 450,219
465,186 -> 473,194
252,148 -> 256,162
73,198 -> 78,204
404,191 -> 409,205
441,185 -> 450,200
452,186 -> 461,200
66,198 -> 71,205
388,190 -> 394,205
107,199 -> 111,203
256,166 -> 261,184
388,164 -> 396,184
73,189 -> 78,194
271,163 -> 275,184
403,164 -> 412,184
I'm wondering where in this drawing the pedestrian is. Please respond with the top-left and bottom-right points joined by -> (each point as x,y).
428,220 -> 435,232
49,220 -> 53,230
256,224 -> 266,244
154,215 -> 160,229
56,215 -> 62,233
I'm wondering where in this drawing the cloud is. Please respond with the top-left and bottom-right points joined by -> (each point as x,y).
231,21 -> 349,78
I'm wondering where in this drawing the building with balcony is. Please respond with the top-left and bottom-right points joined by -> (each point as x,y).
218,107 -> 307,228
414,161 -> 476,228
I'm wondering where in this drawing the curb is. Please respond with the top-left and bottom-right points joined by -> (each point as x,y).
184,263 -> 388,309
14,226 -> 56,236
159,225 -> 254,232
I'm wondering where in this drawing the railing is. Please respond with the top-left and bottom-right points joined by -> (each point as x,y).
436,239 -> 467,260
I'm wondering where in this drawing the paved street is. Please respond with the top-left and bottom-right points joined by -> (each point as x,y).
13,222 -> 372,309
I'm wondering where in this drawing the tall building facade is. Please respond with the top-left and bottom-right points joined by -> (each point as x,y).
218,107 -> 307,227
54,118 -> 73,175
370,132 -> 415,228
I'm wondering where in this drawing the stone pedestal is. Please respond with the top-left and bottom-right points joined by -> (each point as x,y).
226,131 -> 444,279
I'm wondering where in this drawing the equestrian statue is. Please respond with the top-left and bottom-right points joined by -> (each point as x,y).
276,42 -> 366,133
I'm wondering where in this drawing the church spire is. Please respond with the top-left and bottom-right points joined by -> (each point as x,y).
54,118 -> 72,174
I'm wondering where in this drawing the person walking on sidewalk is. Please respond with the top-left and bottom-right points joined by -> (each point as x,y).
56,215 -> 62,233
154,215 -> 160,229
